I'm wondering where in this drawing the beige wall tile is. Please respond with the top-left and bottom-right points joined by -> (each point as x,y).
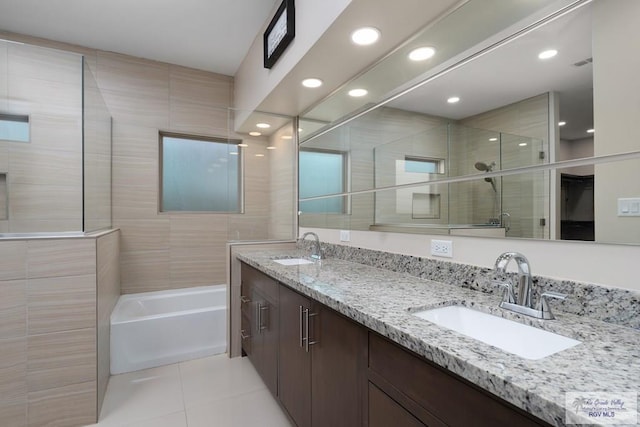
27,239 -> 95,279
0,399 -> 26,427
8,146 -> 81,186
111,123 -> 159,160
101,88 -> 170,128
7,43 -> 82,85
112,155 -> 157,188
112,184 -> 159,220
115,218 -> 169,252
8,76 -> 81,118
8,184 -> 82,223
169,215 -> 227,248
120,249 -> 170,294
0,337 -> 27,402
27,381 -> 96,427
96,231 -> 119,415
170,246 -> 224,287
168,101 -> 229,136
27,274 -> 96,335
96,51 -> 168,97
0,241 -> 27,280
169,64 -> 232,107
0,280 -> 26,339
27,328 -> 96,392
8,220 -> 82,234
29,113 -> 82,153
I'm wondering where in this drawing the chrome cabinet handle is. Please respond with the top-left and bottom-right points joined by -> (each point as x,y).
304,309 -> 318,353
240,329 -> 250,340
256,302 -> 262,334
299,305 -> 304,348
259,305 -> 269,331
240,295 -> 250,303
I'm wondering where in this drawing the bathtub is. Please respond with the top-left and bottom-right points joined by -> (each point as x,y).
110,285 -> 227,375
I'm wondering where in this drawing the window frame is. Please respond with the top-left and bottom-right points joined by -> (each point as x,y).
158,131 -> 244,214
404,155 -> 446,174
0,113 -> 30,143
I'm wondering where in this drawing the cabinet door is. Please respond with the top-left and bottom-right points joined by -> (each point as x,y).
252,289 -> 278,396
279,285 -> 311,427
311,304 -> 367,427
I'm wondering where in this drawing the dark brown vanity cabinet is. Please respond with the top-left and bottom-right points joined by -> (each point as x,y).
240,263 -> 279,396
279,284 -> 367,427
240,262 -> 548,427
367,333 -> 550,427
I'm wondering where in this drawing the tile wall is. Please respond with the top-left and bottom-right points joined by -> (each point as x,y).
0,230 -> 120,427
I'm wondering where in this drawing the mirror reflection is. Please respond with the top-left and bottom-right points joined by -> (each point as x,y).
299,0 -> 640,244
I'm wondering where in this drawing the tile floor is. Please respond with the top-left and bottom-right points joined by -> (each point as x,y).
85,354 -> 293,427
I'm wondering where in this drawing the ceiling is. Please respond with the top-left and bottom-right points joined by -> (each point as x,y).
0,0 -> 279,76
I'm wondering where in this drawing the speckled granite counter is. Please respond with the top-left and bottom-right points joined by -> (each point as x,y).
237,249 -> 640,427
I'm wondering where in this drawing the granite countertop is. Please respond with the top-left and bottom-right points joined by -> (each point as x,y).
237,249 -> 640,427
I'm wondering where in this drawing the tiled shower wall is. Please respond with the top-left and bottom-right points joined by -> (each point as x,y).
0,30 -> 285,294
0,231 -> 120,427
0,41 -> 83,233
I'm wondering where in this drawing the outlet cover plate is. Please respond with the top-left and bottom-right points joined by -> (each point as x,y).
340,230 -> 351,242
431,239 -> 453,258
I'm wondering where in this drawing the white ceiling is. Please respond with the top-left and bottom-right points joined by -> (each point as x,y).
0,0 -> 279,76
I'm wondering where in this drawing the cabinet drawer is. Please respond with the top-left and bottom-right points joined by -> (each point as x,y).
241,263 -> 278,304
369,382 -> 425,427
369,333 -> 547,427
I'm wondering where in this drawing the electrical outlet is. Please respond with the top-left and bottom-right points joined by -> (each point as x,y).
431,239 -> 453,258
340,230 -> 351,242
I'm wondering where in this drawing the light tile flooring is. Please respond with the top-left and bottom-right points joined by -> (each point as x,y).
85,354 -> 293,427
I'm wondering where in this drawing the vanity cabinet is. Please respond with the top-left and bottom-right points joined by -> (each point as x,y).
279,283 -> 367,427
239,261 -> 549,427
240,263 -> 279,396
368,333 -> 550,427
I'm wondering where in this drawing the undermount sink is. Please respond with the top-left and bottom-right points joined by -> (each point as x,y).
413,305 -> 580,360
273,258 -> 315,266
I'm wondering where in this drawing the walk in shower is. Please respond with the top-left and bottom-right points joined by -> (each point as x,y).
0,40 -> 112,235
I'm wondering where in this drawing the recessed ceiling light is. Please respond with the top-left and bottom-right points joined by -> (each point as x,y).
587,128 -> 595,133
538,49 -> 558,59
408,46 -> 436,61
238,143 -> 248,147
519,142 -> 528,147
351,27 -> 380,45
282,135 -> 293,140
447,96 -> 460,104
267,146 -> 276,150
348,88 -> 368,97
558,121 -> 566,126
255,154 -> 265,157
302,78 -> 323,88
249,131 -> 261,136
489,137 -> 498,142
256,123 -> 271,129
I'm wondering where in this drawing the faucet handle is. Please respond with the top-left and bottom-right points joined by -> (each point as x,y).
537,291 -> 568,320
492,280 -> 516,304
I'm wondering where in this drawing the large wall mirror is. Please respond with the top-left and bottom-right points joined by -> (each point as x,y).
298,0 -> 640,245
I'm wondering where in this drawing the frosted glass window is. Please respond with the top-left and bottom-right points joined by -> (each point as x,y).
299,150 -> 345,213
160,134 -> 241,212
0,114 -> 29,142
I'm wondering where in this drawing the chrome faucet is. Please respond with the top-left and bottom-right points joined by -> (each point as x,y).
493,252 -> 567,320
300,232 -> 322,260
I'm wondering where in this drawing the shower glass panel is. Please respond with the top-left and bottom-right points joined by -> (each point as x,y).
83,59 -> 113,232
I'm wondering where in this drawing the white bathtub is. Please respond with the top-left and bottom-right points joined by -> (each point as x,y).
110,285 -> 227,375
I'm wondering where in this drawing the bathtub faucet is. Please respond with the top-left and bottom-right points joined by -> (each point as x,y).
300,232 -> 323,260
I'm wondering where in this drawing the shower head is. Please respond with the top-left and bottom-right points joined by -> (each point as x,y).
474,161 -> 496,172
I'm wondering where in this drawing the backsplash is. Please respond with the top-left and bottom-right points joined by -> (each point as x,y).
301,241 -> 640,329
